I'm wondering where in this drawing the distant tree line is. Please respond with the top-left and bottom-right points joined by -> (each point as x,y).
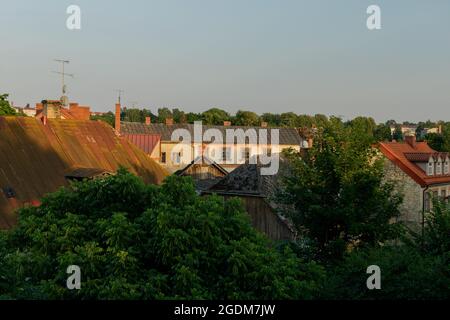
90,106 -> 450,152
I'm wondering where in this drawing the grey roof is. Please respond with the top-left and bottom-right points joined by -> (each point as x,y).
121,122 -> 303,146
204,155 -> 290,199
203,156 -> 295,233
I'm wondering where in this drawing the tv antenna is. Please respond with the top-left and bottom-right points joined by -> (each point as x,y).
53,59 -> 74,105
115,89 -> 124,104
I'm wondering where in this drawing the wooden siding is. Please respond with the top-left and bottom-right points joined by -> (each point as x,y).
223,195 -> 294,241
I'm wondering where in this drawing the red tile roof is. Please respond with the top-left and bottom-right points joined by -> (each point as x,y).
0,116 -> 168,229
379,141 -> 450,187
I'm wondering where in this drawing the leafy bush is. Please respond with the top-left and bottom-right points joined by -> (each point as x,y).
0,169 -> 324,300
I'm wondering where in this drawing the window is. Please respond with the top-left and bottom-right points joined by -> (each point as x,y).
161,152 -> 166,163
239,147 -> 250,163
436,158 -> 442,175
444,159 -> 449,174
263,147 -> 272,156
427,159 -> 434,176
441,189 -> 447,200
424,192 -> 431,212
222,147 -> 232,163
172,152 -> 182,164
433,190 -> 438,201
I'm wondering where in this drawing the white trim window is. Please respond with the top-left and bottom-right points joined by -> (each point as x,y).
436,157 -> 442,175
427,158 -> 435,176
444,158 -> 449,174
172,151 -> 182,165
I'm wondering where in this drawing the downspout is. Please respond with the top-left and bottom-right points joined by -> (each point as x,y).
422,185 -> 429,241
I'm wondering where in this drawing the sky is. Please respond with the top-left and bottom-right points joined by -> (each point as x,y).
1,0 -> 449,123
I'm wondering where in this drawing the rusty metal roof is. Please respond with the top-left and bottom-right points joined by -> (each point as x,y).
0,116 -> 168,229
122,133 -> 160,154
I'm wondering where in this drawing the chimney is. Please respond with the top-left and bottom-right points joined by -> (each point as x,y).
261,122 -> 268,128
165,118 -> 174,125
223,121 -> 231,127
438,125 -> 442,134
145,116 -> 151,125
405,135 -> 416,149
115,103 -> 121,133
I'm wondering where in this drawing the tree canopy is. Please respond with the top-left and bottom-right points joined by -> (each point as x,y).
0,94 -> 17,116
277,118 -> 403,260
0,169 -> 323,299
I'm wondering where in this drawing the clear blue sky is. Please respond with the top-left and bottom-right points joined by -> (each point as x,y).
1,0 -> 449,122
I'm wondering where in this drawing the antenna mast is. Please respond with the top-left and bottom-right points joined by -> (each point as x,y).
115,89 -> 124,104
53,59 -> 74,106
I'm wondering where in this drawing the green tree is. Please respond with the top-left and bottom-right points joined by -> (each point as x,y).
172,108 -> 186,123
201,108 -> 230,125
233,110 -> 260,126
392,125 -> 403,141
297,115 -> 314,128
261,113 -> 281,127
0,169 -> 324,300
91,111 -> 115,127
277,118 -> 403,260
425,133 -> 446,152
186,112 -> 202,123
322,198 -> 450,300
280,112 -> 298,127
0,94 -> 17,116
374,123 -> 392,142
347,117 -> 376,141
158,107 -> 173,123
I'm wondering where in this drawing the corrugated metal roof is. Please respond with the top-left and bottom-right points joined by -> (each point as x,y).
121,122 -> 303,146
0,116 -> 168,229
122,133 -> 160,154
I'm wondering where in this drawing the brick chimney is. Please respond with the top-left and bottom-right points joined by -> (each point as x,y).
115,104 -> 121,133
165,118 -> 174,125
261,122 -> 268,128
223,121 -> 232,126
145,116 -> 151,125
405,135 -> 416,149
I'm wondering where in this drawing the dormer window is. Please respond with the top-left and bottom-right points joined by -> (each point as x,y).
444,158 -> 450,175
427,158 -> 435,176
436,157 -> 442,175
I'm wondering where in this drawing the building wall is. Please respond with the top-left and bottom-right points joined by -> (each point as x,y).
159,141 -> 300,173
222,195 -> 294,241
383,158 -> 424,229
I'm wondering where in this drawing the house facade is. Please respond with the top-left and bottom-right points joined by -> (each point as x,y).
379,136 -> 450,230
116,105 -> 308,173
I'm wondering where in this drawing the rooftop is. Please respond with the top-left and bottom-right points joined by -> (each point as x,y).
120,122 -> 304,146
379,138 -> 450,187
0,116 -> 168,228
